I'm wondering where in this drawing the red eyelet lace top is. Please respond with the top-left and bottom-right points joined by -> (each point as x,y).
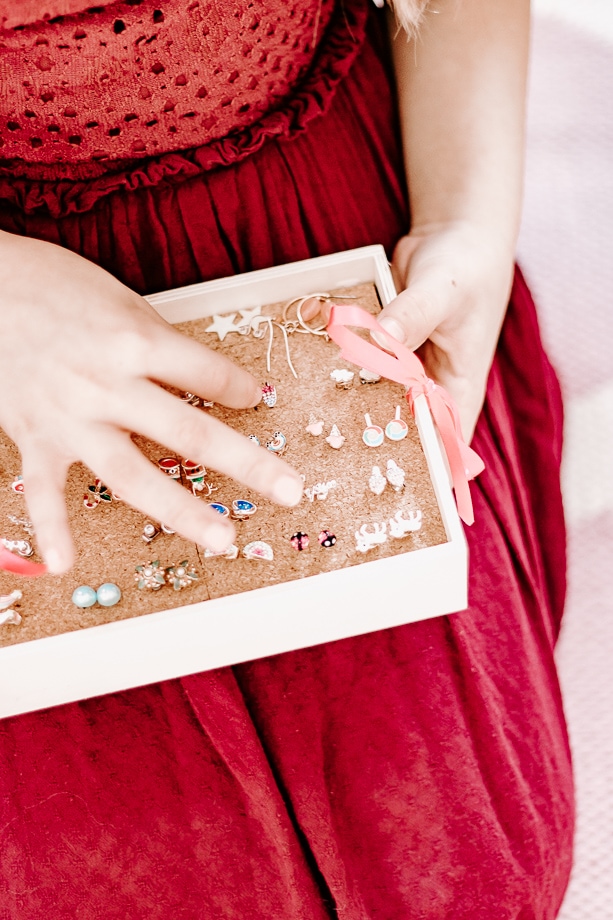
0,0 -> 340,167
0,0 -> 370,215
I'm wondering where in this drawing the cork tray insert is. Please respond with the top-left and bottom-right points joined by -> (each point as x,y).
0,283 -> 448,649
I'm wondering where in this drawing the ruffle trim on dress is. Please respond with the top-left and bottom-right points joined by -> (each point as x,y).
0,1 -> 369,218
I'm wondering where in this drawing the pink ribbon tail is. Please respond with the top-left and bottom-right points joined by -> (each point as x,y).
326,304 -> 485,526
0,545 -> 48,577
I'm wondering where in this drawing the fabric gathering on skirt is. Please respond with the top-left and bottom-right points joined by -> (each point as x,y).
0,2 -> 573,918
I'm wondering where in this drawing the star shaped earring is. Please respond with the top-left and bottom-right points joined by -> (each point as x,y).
205,312 -> 239,341
236,305 -> 263,334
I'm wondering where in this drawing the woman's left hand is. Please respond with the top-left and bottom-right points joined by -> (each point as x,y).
374,221 -> 516,443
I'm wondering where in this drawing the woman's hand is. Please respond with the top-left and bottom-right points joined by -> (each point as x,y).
377,222 -> 515,442
0,231 -> 303,574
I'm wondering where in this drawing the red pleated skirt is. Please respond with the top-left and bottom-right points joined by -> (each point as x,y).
0,7 -> 573,919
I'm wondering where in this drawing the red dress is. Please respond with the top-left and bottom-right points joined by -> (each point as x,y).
0,3 -> 573,918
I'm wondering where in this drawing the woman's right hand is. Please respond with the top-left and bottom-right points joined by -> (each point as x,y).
0,230 -> 304,574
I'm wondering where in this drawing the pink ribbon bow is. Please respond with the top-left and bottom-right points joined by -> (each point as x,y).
326,304 -> 484,526
0,545 -> 47,577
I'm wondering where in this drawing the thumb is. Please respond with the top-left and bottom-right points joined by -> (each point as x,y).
373,282 -> 448,352
373,234 -> 453,350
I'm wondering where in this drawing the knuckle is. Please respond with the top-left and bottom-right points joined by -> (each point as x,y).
171,411 -> 212,458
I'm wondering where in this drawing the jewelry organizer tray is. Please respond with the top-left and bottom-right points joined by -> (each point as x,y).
0,246 -> 467,719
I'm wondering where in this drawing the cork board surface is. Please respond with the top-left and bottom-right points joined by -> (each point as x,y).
0,283 -> 448,649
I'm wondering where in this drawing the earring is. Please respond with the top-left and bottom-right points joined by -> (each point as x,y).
385,406 -> 408,442
0,608 -> 21,626
135,561 -> 167,591
389,509 -> 422,538
206,502 -> 230,517
202,543 -> 239,560
368,465 -> 387,496
304,479 -> 337,502
305,413 -> 324,436
359,368 -> 381,385
326,424 -> 345,449
266,431 -> 288,456
243,540 -> 274,561
1,538 -> 33,558
83,479 -> 116,509
318,529 -> 337,547
158,457 -> 181,479
205,312 -> 240,341
181,459 -> 207,493
231,499 -> 258,521
385,459 -> 406,492
330,369 -> 354,389
181,392 -> 214,409
7,515 -> 35,536
72,583 -> 121,608
290,531 -> 310,551
0,590 -> 22,612
165,561 -> 198,591
262,383 -> 277,407
355,522 -> 388,553
362,414 -> 384,448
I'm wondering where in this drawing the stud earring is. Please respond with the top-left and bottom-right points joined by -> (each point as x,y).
165,561 -> 198,591
181,392 -> 214,409
262,383 -> 277,407
181,459 -> 207,493
72,583 -> 121,608
290,532 -> 310,551
305,413 -> 324,436
206,502 -> 230,517
385,406 -> 408,442
318,530 -> 337,547
326,424 -> 345,449
0,589 -> 22,612
362,414 -> 384,448
389,509 -> 422,538
359,368 -> 381,385
205,312 -> 240,341
158,457 -> 181,479
7,515 -> 34,536
1,538 -> 33,558
243,541 -> 274,561
231,499 -> 258,521
0,608 -> 21,626
304,479 -> 337,502
266,431 -> 288,456
368,465 -> 387,496
354,522 -> 388,553
83,479 -> 116,509
330,369 -> 354,389
386,459 -> 406,492
202,543 -> 239,560
135,560 -> 167,591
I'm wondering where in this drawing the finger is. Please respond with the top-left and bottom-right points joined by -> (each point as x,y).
373,281 -> 450,353
79,427 -> 237,553
21,446 -> 74,575
145,322 -> 262,409
374,236 -> 454,351
113,380 -> 304,507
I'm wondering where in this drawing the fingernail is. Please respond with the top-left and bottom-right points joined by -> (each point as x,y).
372,316 -> 406,348
248,385 -> 263,408
204,521 -> 234,554
272,474 -> 304,506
